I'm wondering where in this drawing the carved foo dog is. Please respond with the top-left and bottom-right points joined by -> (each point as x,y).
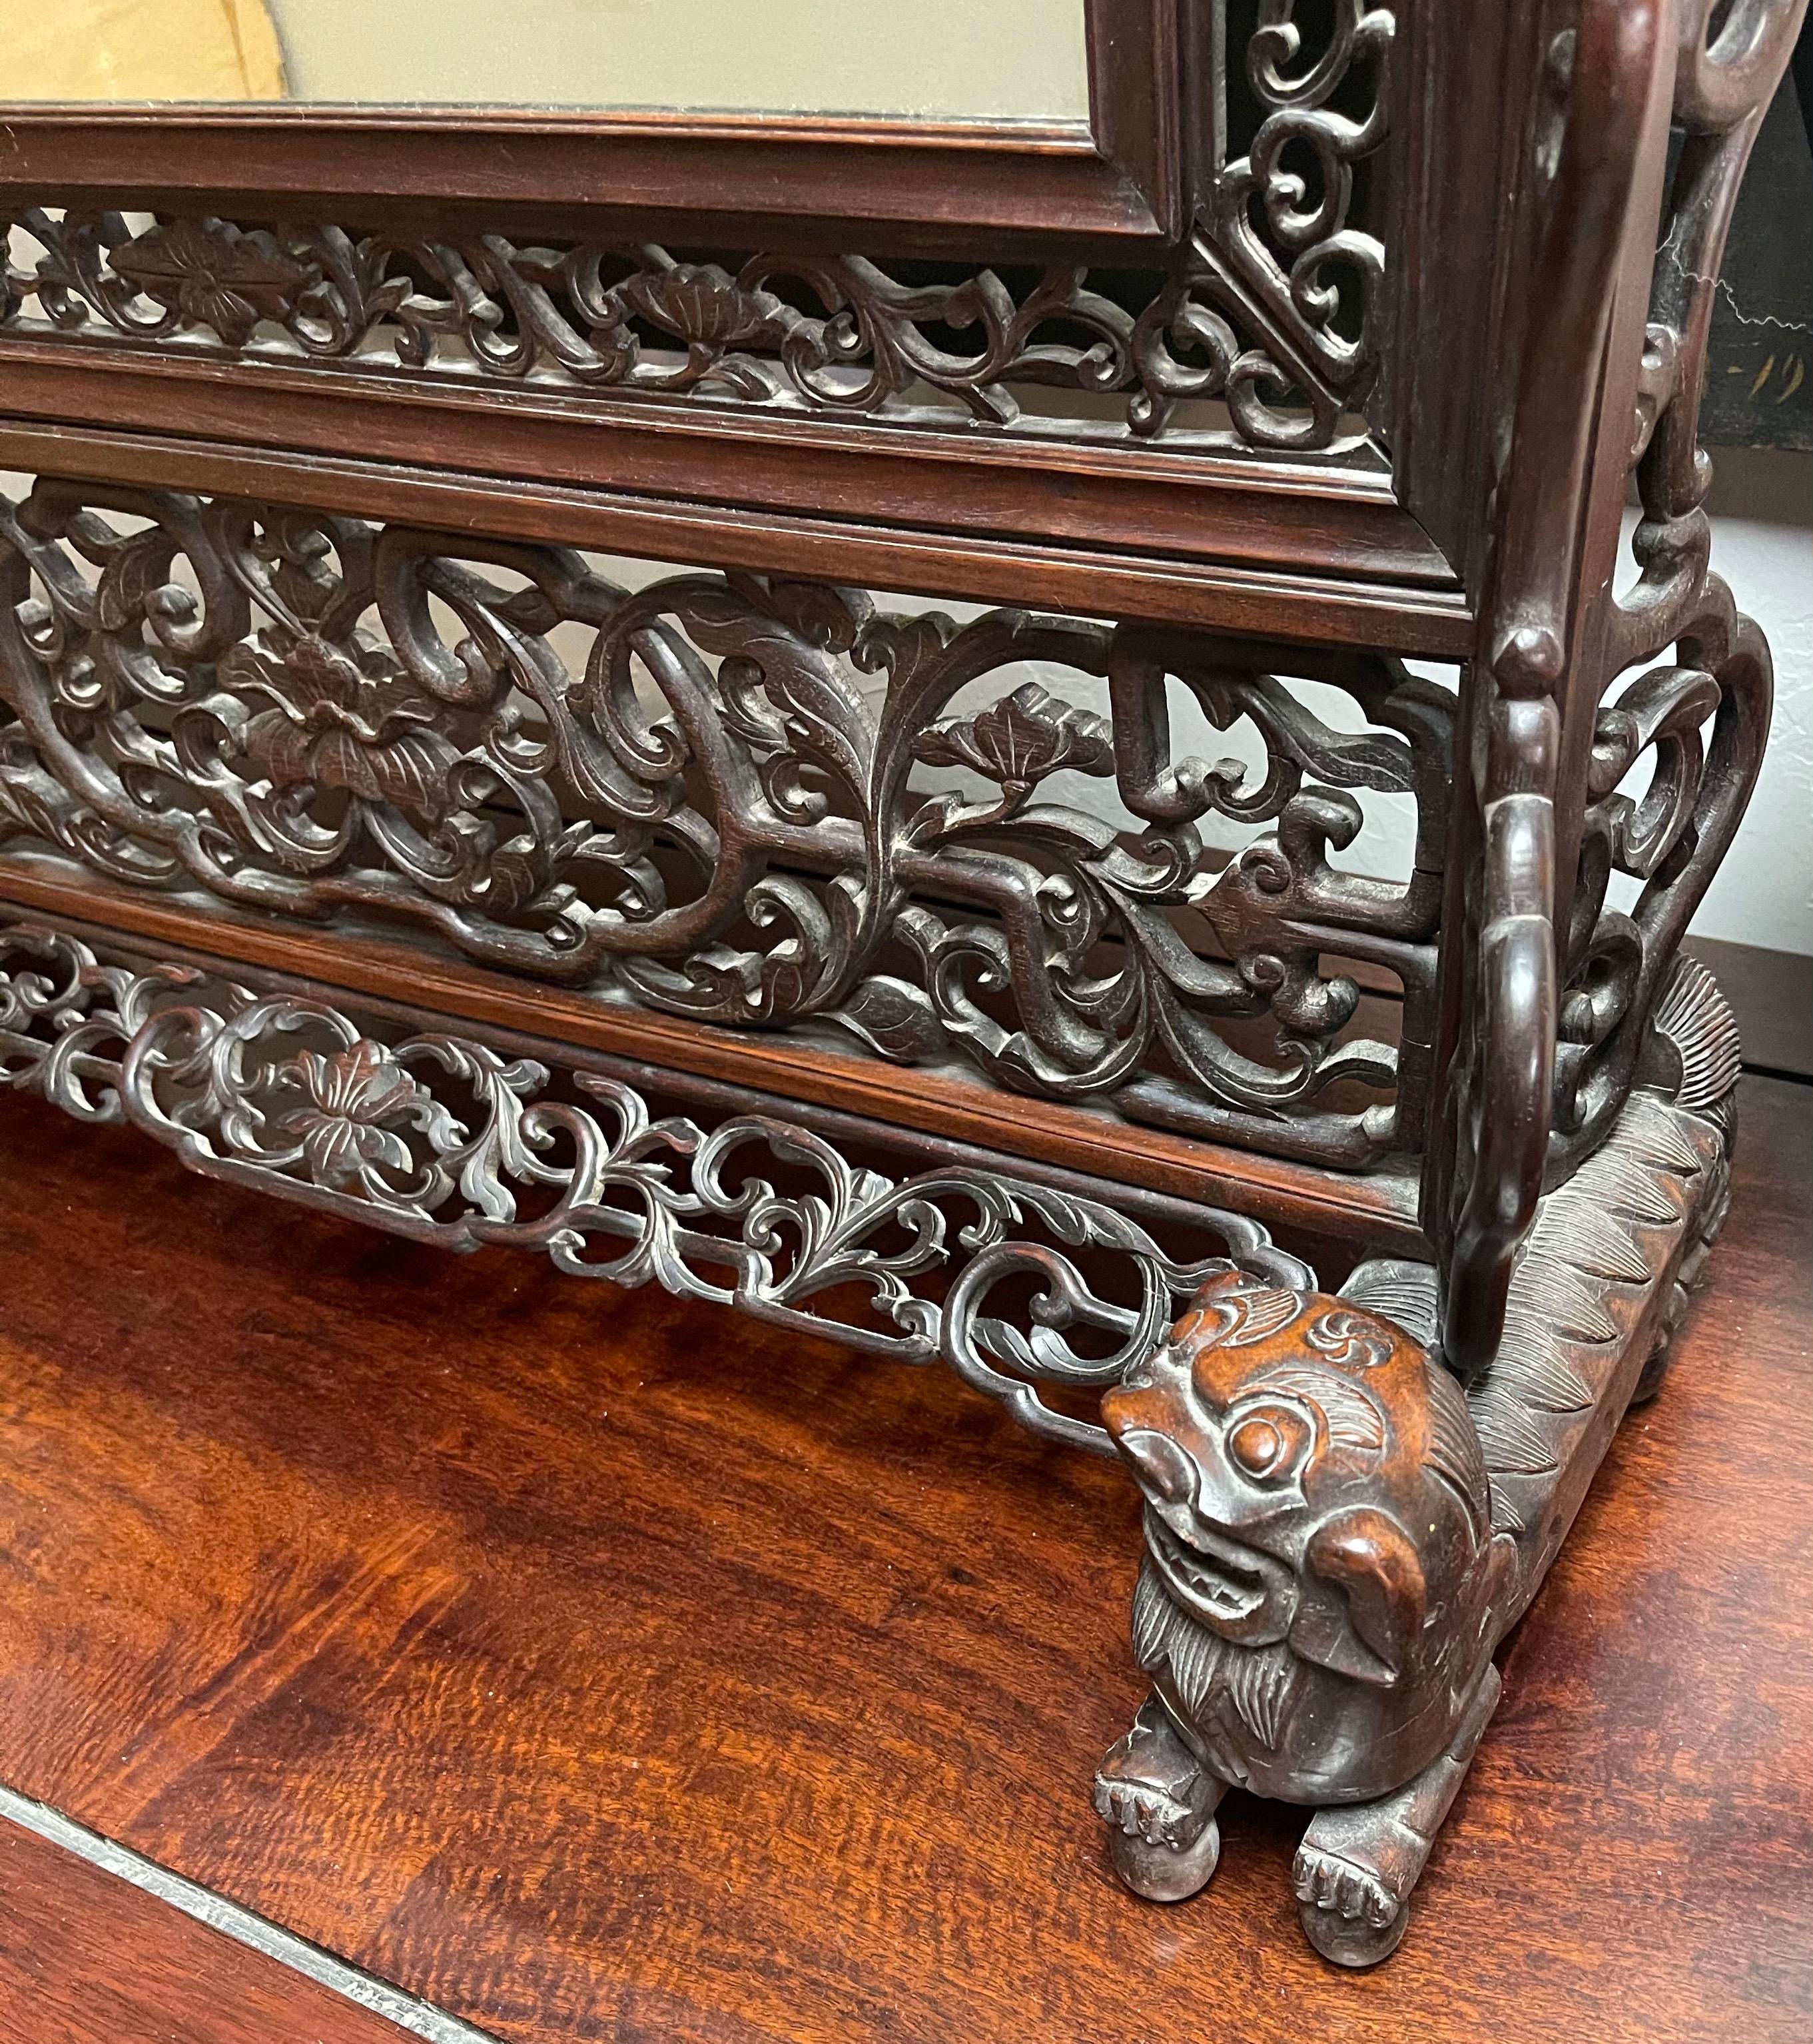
1094,959 -> 1735,1963
1094,1271 -> 1511,1965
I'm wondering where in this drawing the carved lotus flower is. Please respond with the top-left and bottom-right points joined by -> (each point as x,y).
914,682 -> 1114,804
110,217 -> 314,348
617,262 -> 790,350
228,632 -> 460,814
278,1040 -> 438,1189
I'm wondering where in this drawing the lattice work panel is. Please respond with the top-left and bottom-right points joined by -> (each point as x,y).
0,479 -> 1453,1167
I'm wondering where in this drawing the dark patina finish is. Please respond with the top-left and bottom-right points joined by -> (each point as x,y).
0,0 -> 1796,1972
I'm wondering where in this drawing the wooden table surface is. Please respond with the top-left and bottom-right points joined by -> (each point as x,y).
0,1076 -> 1808,2044
0,1812 -> 412,2044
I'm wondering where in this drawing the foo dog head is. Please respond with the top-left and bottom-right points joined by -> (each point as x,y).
1102,1268 -> 1507,1803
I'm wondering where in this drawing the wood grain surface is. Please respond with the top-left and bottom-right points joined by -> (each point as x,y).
0,1812 -> 413,2043
0,418 -> 1474,660
0,1079 -> 1807,2044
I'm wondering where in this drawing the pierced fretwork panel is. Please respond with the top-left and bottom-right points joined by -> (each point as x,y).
0,479 -> 1453,1169
0,6 -> 1394,454
0,919 -> 1317,1456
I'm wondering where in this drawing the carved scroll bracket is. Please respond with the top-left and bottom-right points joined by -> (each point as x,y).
1440,0 -> 1792,1380
1136,1 -> 1395,446
1438,0 -> 1669,1382
1551,0 -> 1796,1169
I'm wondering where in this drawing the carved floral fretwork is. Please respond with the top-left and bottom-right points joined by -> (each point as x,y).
0,482 -> 1451,1169
0,10 -> 1393,452
0,921 -> 1315,1454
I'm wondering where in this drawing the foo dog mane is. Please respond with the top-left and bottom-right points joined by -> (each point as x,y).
1132,1558 -> 1302,1758
1194,1282 -> 1493,1537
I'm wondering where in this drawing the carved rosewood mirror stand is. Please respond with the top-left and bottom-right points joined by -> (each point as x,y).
0,0 -> 1797,1971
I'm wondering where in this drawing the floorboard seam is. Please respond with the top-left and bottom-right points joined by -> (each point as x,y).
0,1783 -> 503,2044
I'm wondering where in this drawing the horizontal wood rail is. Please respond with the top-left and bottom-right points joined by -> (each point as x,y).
0,419 -> 1475,654
0,857 -> 1429,1254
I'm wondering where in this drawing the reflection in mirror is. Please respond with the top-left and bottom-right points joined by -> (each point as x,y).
0,0 -> 1092,119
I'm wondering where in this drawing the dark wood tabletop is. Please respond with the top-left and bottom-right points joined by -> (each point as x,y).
0,1813 -> 413,2044
0,1075 -> 1808,2044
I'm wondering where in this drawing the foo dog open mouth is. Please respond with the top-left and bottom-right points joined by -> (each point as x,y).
1144,1507 -> 1297,1644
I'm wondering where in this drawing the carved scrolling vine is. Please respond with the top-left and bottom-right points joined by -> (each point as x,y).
1136,0 -> 1395,445
1438,0 -> 1790,1377
0,7 -> 1393,452
0,921 -> 1313,1453
0,482 -> 1451,1169
1547,0 -> 1790,1171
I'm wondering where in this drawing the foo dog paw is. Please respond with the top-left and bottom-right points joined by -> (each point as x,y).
1094,1694 -> 1224,1902
1100,1798 -> 1222,1903
1292,1844 -> 1407,1967
1094,1774 -> 1200,1849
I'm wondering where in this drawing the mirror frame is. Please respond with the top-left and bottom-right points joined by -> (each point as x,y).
0,0 -> 1191,249
0,0 -> 1542,633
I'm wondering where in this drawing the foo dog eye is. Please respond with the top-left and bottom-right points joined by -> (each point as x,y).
1227,1409 -> 1306,1481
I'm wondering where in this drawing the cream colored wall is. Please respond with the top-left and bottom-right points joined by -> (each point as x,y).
1,0 -> 285,101
262,0 -> 1088,117
3,0 -> 1089,117
1676,450 -> 1813,955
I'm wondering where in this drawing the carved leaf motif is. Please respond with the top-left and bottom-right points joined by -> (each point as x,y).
3,179 -> 1387,450
0,482 -> 1450,1168
277,1039 -> 456,1190
834,976 -> 950,1063
914,682 -> 1113,800
617,262 -> 795,352
1467,1399 -> 1557,1479
312,726 -> 462,812
1485,1340 -> 1593,1415
229,633 -> 460,815
1650,954 -> 1741,1116
1555,1209 -> 1660,1286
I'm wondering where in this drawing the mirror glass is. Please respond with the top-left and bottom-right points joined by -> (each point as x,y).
1,0 -> 1091,120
